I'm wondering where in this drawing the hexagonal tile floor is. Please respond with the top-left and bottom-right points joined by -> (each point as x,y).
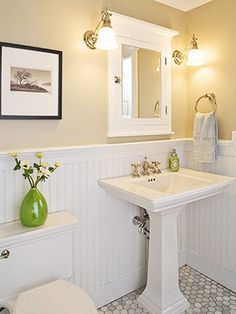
98,265 -> 236,314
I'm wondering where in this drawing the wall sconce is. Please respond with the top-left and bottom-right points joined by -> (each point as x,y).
84,9 -> 118,51
172,34 -> 204,66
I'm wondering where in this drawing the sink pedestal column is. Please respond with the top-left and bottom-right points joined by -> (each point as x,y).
138,205 -> 189,314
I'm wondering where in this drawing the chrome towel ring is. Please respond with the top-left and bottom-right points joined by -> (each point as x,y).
195,93 -> 217,113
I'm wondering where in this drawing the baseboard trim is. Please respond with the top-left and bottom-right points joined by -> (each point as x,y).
186,251 -> 236,292
89,267 -> 147,308
89,251 -> 186,308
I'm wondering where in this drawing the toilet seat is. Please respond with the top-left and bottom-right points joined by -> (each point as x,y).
13,280 -> 98,314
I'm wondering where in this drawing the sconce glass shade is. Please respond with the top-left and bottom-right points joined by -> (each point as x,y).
95,26 -> 118,50
186,48 -> 204,66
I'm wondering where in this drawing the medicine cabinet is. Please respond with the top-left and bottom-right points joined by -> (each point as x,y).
108,12 -> 178,137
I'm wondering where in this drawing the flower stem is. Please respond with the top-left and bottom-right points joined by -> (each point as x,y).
27,177 -> 34,188
34,176 -> 41,188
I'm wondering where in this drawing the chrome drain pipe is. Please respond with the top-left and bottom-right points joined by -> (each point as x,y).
133,209 -> 150,239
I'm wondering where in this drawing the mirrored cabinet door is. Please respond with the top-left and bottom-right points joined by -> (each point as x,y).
122,44 -> 161,119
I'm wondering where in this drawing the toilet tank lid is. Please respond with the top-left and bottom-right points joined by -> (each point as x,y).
13,280 -> 97,314
0,211 -> 78,246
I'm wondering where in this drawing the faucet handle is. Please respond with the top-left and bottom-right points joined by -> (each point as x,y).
152,161 -> 160,166
131,163 -> 140,177
151,161 -> 161,174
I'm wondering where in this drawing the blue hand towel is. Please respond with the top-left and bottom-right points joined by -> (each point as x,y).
193,112 -> 218,163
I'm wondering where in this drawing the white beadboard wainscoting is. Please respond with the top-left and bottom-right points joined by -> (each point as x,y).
0,139 -> 188,308
0,139 -> 235,307
185,140 -> 236,292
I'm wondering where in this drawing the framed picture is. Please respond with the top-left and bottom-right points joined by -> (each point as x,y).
0,42 -> 62,119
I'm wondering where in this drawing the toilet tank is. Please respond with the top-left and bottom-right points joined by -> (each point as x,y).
0,211 -> 78,303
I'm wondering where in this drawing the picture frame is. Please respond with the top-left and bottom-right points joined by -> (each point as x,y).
0,42 -> 62,119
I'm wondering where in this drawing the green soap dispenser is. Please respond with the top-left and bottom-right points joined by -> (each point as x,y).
169,148 -> 180,172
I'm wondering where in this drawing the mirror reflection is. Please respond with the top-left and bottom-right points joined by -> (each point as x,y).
122,44 -> 161,119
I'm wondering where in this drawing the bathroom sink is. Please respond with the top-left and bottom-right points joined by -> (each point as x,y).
99,168 -> 234,212
134,172 -> 211,193
99,168 -> 234,314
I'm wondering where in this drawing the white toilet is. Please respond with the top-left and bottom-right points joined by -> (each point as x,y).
0,211 -> 97,314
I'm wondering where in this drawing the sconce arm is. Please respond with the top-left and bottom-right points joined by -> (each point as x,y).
182,43 -> 193,56
84,9 -> 112,50
92,9 -> 112,36
173,34 -> 199,65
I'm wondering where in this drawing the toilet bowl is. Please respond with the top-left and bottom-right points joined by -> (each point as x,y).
1,280 -> 97,314
13,280 -> 97,314
0,212 -> 98,314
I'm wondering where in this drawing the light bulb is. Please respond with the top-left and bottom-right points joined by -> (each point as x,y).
95,26 -> 118,51
186,48 -> 204,66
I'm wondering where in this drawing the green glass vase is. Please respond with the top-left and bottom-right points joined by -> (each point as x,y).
20,188 -> 48,227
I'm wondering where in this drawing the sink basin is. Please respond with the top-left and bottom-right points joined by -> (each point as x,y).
99,168 -> 234,212
99,168 -> 234,314
134,172 -> 211,193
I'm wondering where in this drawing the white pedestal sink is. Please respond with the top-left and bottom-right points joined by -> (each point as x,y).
99,168 -> 234,314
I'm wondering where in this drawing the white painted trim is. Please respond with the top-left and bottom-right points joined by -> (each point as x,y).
111,12 -> 179,38
90,267 -> 147,308
4,139 -> 235,158
187,251 -> 236,292
153,0 -> 214,12
107,131 -> 175,137
0,139 -> 190,172
0,139 -> 191,158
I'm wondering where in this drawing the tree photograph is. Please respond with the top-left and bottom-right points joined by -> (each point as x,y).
10,67 -> 51,93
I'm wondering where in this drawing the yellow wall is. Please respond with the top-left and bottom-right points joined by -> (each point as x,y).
187,0 -> 236,140
3,0 -> 232,148
0,0 -> 188,149
0,0 -> 233,150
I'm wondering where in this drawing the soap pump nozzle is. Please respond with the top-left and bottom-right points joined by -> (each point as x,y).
170,148 -> 177,155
